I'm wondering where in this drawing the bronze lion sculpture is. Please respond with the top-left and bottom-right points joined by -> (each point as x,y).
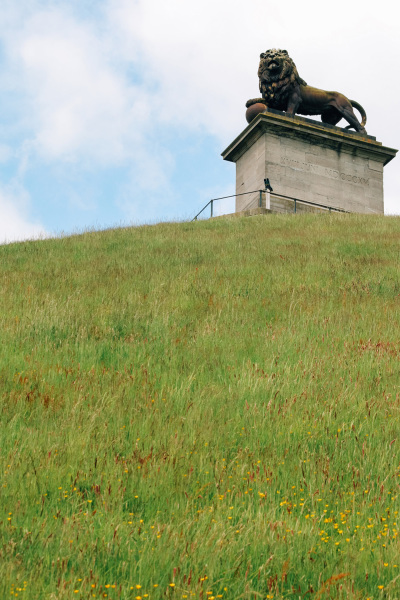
246,49 -> 367,134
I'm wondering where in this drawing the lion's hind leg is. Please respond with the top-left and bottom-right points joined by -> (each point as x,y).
338,106 -> 366,133
321,107 -> 341,126
331,96 -> 366,133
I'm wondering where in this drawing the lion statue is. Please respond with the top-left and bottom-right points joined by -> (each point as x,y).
246,49 -> 367,133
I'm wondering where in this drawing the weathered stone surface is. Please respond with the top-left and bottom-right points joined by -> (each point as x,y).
222,110 -> 397,215
212,207 -> 271,219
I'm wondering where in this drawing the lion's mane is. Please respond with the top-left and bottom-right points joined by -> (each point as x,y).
258,49 -> 306,112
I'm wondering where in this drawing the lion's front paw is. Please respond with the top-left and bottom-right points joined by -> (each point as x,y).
246,98 -> 265,108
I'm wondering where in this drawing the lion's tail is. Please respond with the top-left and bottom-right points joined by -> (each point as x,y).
350,100 -> 367,128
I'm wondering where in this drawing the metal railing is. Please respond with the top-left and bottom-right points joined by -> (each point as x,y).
192,188 -> 348,221
192,189 -> 265,221
273,193 -> 348,214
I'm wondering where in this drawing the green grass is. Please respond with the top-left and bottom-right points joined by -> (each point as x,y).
1,213 -> 400,599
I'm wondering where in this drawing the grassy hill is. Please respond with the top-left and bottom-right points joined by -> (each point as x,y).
1,214 -> 400,599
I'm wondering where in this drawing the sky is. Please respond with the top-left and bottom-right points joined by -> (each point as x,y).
0,0 -> 399,243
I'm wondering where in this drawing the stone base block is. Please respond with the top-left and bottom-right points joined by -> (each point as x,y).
212,207 -> 271,219
222,109 -> 397,215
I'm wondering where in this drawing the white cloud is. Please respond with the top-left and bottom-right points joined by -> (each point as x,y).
4,0 -> 399,163
0,184 -> 47,244
15,10 -> 137,163
0,2 -> 177,225
382,162 -> 400,215
106,0 -> 400,147
0,5 -> 156,167
106,0 -> 270,139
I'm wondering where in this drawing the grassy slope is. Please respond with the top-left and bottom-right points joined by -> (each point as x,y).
1,214 -> 400,600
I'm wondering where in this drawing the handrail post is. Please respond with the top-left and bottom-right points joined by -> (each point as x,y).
210,199 -> 213,218
294,199 -> 297,213
259,190 -> 262,208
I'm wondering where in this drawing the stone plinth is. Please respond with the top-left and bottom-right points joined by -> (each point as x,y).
222,109 -> 397,214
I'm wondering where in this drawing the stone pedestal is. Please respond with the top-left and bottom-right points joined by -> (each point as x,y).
222,109 -> 397,215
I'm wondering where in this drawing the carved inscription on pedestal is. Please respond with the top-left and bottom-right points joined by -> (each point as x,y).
281,156 -> 369,186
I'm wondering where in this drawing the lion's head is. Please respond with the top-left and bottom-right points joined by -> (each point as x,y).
257,49 -> 306,111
